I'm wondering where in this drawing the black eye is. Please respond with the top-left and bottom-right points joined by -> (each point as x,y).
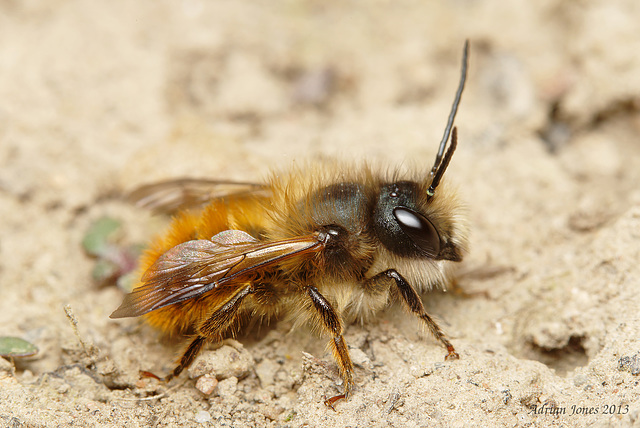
393,207 -> 440,257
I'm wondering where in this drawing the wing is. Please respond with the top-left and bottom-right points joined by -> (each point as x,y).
127,178 -> 270,213
110,230 -> 324,318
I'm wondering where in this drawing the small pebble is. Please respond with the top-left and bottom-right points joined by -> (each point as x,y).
194,410 -> 212,423
195,374 -> 218,395
188,344 -> 254,379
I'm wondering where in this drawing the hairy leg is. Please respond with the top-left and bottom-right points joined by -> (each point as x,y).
165,284 -> 253,381
365,269 -> 459,360
305,285 -> 354,407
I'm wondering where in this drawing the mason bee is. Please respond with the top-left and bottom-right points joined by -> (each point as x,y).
111,41 -> 470,405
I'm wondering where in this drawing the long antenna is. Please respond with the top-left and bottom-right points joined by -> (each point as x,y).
429,40 -> 469,180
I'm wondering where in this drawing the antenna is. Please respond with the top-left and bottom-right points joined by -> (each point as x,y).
428,40 -> 469,187
427,128 -> 457,198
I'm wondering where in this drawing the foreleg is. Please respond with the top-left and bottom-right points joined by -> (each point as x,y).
366,269 -> 459,360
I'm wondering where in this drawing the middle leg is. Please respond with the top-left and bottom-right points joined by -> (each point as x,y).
305,285 -> 354,406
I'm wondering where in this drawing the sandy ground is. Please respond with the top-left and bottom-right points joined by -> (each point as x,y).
2,1 -> 640,427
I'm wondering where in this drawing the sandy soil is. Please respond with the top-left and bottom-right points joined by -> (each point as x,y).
2,1 -> 640,427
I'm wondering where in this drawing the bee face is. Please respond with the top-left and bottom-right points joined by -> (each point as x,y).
111,41 -> 470,407
374,181 -> 444,259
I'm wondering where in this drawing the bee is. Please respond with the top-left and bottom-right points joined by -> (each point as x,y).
111,41 -> 470,405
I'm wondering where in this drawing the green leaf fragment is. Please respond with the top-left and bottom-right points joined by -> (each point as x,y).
0,336 -> 38,358
82,217 -> 122,256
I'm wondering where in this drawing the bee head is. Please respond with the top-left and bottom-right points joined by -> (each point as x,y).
372,180 -> 464,262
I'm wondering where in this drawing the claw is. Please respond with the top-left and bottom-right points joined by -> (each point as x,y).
324,393 -> 346,410
139,370 -> 163,381
445,345 -> 460,360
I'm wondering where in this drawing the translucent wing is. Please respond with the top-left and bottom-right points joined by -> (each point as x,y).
110,230 -> 323,318
127,178 -> 270,213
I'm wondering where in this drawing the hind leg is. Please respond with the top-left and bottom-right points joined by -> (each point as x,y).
165,284 -> 253,381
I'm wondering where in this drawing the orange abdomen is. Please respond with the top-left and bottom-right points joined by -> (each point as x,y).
138,195 -> 271,336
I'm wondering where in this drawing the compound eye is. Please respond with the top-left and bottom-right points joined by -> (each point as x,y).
393,207 -> 440,257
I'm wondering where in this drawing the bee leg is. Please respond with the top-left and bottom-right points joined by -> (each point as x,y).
370,269 -> 459,360
165,285 -> 253,382
164,336 -> 207,382
305,285 -> 354,406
